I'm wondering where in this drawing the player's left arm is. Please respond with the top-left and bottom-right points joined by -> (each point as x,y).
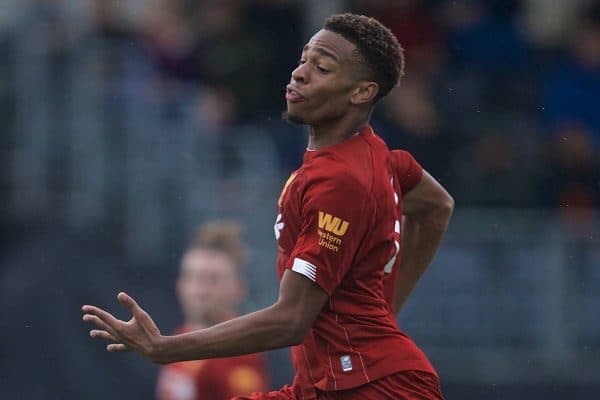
82,269 -> 328,364
392,171 -> 454,315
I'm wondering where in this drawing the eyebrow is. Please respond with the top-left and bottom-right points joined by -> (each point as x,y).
303,44 -> 339,62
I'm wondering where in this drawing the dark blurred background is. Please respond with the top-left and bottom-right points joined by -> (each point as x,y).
1,0 -> 599,399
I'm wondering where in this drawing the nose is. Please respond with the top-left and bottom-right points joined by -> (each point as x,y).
291,63 -> 307,84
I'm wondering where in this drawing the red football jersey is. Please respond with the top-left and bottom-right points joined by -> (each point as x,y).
275,126 -> 436,395
383,149 -> 425,306
156,325 -> 270,400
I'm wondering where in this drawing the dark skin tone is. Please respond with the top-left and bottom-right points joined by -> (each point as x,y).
82,29 -> 453,364
285,30 -> 379,149
394,172 -> 454,314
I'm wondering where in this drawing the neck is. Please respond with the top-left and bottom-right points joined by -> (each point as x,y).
307,112 -> 371,150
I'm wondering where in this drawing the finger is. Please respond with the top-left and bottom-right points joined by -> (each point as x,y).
82,305 -> 122,329
107,343 -> 129,352
82,314 -> 119,337
90,330 -> 118,341
117,292 -> 148,321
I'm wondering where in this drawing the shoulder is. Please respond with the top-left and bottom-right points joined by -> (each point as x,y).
303,135 -> 381,182
389,150 -> 424,193
389,149 -> 413,167
301,153 -> 370,198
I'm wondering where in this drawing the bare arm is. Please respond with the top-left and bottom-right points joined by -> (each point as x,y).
392,171 -> 454,315
82,269 -> 328,364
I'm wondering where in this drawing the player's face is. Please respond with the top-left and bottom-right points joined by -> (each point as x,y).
176,249 -> 244,325
285,29 -> 363,125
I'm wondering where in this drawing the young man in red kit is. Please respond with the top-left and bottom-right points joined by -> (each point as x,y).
83,13 -> 454,400
156,222 -> 269,400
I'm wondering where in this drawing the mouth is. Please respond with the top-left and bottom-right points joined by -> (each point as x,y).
286,85 -> 305,102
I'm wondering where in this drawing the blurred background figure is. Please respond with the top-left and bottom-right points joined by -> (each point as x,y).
539,1 -> 600,232
156,221 -> 270,400
1,0 -> 599,399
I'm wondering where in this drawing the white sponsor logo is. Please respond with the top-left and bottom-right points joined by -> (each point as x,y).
274,213 -> 284,240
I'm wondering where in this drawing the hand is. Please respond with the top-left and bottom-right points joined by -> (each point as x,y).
82,292 -> 166,363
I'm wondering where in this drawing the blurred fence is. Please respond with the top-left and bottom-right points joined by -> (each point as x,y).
5,27 -> 285,261
404,209 -> 600,385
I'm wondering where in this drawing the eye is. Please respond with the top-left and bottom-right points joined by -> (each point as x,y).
298,59 -> 307,65
316,66 -> 329,73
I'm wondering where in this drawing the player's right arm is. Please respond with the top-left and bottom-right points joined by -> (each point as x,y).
392,162 -> 454,315
82,269 -> 329,364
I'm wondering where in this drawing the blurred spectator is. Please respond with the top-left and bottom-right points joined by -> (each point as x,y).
372,76 -> 454,184
450,128 -> 540,207
139,0 -> 295,183
192,0 -> 276,120
541,125 -> 600,231
90,0 -> 133,40
246,0 -> 305,114
156,221 -> 270,400
347,2 -> 451,181
141,0 -> 205,82
246,1 -> 313,175
437,0 -> 533,113
350,0 -> 445,77
540,1 -> 600,227
140,0 -> 299,119
440,0 -> 528,73
542,1 -> 600,150
523,0 -> 589,47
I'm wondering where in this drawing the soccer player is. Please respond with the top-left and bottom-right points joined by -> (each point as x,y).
83,13 -> 454,400
156,222 -> 269,400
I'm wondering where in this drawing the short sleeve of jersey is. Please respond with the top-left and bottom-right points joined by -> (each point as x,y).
287,170 -> 372,296
390,150 -> 423,194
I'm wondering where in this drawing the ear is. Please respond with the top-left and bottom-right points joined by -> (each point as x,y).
350,81 -> 379,105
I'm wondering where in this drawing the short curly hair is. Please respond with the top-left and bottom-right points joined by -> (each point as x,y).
324,13 -> 405,102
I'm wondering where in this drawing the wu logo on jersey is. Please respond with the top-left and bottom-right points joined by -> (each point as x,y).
318,212 -> 349,236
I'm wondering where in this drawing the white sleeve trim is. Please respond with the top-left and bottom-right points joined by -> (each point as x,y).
291,257 -> 317,282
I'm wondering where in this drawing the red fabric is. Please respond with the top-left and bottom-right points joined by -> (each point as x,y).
389,150 -> 424,195
274,126 -> 435,394
383,150 -> 424,306
318,370 -> 444,400
235,371 -> 443,400
156,326 -> 270,400
232,385 -> 296,400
